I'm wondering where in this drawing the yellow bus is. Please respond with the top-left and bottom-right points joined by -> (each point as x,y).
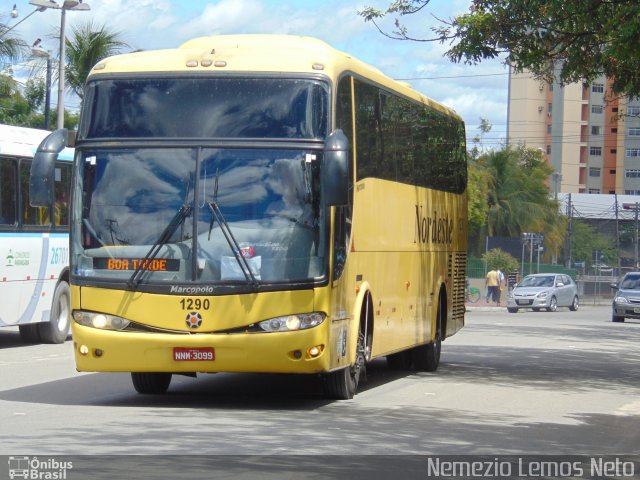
31,35 -> 467,399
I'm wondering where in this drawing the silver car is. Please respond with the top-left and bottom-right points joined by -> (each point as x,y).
611,272 -> 640,322
507,273 -> 579,313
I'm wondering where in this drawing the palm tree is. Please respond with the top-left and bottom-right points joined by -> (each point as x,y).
0,21 -> 27,96
64,21 -> 129,99
0,22 -> 26,64
472,146 -> 566,256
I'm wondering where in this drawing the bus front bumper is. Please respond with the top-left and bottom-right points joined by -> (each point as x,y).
71,322 -> 331,374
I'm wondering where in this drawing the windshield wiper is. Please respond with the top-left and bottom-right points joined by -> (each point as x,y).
127,204 -> 192,288
208,201 -> 258,288
207,169 -> 258,288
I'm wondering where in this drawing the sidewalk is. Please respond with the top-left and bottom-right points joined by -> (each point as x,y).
465,300 -> 506,312
464,297 -> 612,312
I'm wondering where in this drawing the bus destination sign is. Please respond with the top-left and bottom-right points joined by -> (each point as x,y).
93,258 -> 180,272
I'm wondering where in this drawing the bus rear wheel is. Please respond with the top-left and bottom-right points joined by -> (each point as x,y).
131,373 -> 172,394
39,281 -> 71,344
412,303 -> 442,372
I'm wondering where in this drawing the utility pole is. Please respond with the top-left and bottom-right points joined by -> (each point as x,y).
623,203 -> 639,269
566,193 -> 572,268
529,234 -> 534,275
615,195 -> 620,271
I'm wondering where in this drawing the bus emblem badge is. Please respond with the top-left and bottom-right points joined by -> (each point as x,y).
186,312 -> 203,329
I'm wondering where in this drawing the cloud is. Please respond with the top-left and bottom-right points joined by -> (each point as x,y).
177,0 -> 266,37
9,0 -> 509,144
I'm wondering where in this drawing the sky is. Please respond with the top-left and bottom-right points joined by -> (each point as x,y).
6,0 -> 510,147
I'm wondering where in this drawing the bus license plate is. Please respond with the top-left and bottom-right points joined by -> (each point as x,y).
173,347 -> 215,361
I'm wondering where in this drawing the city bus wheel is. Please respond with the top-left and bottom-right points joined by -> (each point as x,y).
386,350 -> 413,370
412,305 -> 442,372
131,373 -> 172,394
324,332 -> 366,400
39,281 -> 71,344
19,323 -> 41,343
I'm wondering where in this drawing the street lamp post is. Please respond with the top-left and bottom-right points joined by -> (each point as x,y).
29,0 -> 91,129
32,46 -> 52,129
4,4 -> 47,34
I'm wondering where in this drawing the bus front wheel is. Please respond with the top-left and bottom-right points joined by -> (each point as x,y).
324,332 -> 365,400
131,373 -> 172,394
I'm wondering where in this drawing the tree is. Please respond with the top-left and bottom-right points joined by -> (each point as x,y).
482,248 -> 518,277
469,117 -> 492,160
0,22 -> 27,67
360,0 -> 640,98
570,220 -> 617,270
468,146 -> 566,257
64,21 -> 129,99
467,159 -> 489,238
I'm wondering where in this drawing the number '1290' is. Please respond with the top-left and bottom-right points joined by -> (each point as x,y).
179,298 -> 210,310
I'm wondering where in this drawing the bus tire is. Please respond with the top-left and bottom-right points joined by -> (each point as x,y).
412,301 -> 442,372
131,373 -> 172,394
19,323 -> 41,343
324,331 -> 366,400
39,281 -> 71,344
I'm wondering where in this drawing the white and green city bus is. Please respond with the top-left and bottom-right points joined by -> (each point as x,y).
0,123 -> 73,343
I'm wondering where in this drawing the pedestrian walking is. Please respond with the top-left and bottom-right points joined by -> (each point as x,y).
485,267 -> 499,304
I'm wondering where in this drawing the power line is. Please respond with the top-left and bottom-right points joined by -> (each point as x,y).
395,72 -> 510,81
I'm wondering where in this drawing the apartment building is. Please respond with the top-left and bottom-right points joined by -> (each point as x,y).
507,70 -> 640,195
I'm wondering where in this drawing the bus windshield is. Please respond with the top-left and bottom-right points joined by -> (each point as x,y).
81,77 -> 328,140
73,147 -> 325,287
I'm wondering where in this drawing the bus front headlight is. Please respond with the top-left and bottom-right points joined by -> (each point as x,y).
73,311 -> 130,331
257,312 -> 326,332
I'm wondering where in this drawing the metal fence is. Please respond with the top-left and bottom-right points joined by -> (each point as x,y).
467,257 -> 578,280
467,256 -> 617,304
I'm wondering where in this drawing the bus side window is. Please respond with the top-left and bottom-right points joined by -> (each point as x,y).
54,164 -> 72,226
20,160 -> 50,227
0,157 -> 17,225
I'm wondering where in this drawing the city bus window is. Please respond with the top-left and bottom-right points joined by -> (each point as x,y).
54,164 -> 72,226
0,157 -> 17,225
20,160 -> 50,226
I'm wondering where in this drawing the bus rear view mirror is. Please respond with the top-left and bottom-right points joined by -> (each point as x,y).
322,129 -> 349,206
30,129 -> 68,207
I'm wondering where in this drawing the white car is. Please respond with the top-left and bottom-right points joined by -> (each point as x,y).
507,273 -> 579,313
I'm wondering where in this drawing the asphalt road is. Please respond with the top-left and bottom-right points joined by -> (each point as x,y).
1,304 -> 639,460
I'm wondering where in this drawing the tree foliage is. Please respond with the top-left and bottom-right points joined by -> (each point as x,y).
0,22 -> 27,67
64,21 -> 129,99
360,0 -> 640,98
570,220 -> 617,269
467,146 -> 566,256
0,19 -> 125,129
482,248 -> 519,275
